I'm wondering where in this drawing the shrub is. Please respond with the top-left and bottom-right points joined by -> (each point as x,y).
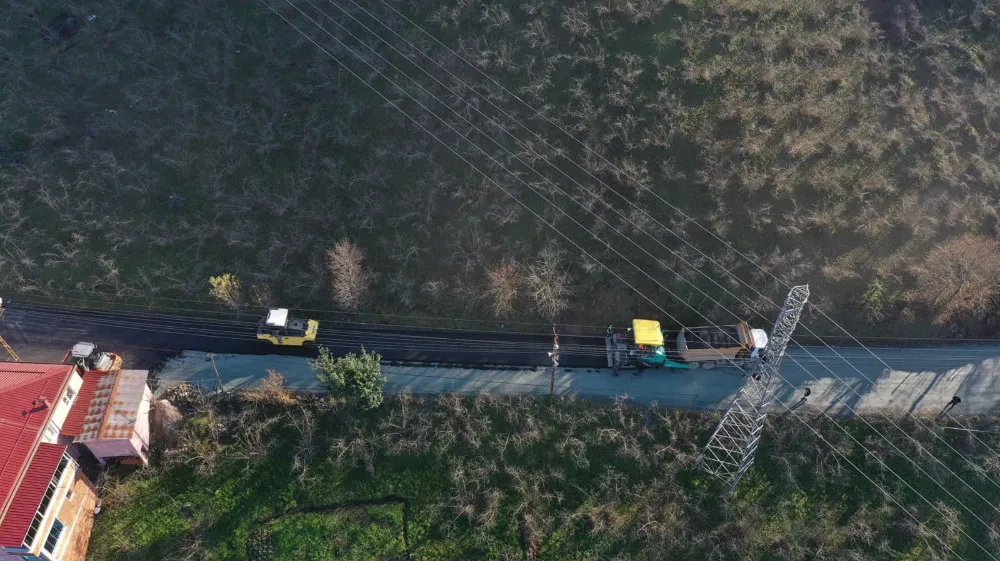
309,346 -> 385,410
326,240 -> 367,310
861,277 -> 886,324
913,235 -> 1000,323
526,247 -> 572,320
246,370 -> 296,406
208,273 -> 243,310
486,261 -> 521,318
249,284 -> 274,307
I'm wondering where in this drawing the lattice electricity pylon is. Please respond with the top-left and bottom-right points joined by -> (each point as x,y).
696,285 -> 810,494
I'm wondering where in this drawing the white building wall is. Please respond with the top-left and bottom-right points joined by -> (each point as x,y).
40,373 -> 83,445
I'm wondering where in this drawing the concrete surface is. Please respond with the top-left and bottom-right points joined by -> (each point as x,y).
154,347 -> 1000,417
154,351 -> 735,408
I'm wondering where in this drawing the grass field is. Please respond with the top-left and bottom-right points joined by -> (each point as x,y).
87,388 -> 1000,560
3,0 -> 1000,337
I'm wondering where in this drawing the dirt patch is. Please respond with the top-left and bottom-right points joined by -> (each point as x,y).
42,13 -> 83,41
0,145 -> 25,167
518,511 -> 539,560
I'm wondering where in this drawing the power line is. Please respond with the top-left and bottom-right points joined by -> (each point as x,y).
359,0 -> 1000,485
2,285 -> 606,332
12,310 -> 616,359
264,1 -> 765,375
769,392 -> 970,561
257,6 -> 993,553
15,284 -> 1000,343
20,298 -> 1000,364
26,291 -> 1000,360
20,297 -> 1000,364
770,362 -> 1000,536
314,0 -> 1000,505
375,0 -> 1000,491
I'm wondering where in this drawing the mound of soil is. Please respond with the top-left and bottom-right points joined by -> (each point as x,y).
41,13 -> 82,41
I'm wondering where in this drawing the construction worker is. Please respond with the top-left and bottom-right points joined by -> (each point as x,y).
794,387 -> 811,408
942,395 -> 962,414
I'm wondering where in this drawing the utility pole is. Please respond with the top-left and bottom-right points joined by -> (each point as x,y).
697,285 -> 810,494
209,353 -> 224,394
549,326 -> 559,399
0,298 -> 20,362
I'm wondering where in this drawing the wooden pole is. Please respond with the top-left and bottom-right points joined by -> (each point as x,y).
549,326 -> 559,399
209,353 -> 224,394
0,304 -> 19,362
688,393 -> 700,410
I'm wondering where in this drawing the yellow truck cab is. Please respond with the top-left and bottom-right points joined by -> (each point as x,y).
256,308 -> 319,346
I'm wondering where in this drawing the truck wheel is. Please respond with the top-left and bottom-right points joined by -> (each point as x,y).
702,361 -> 717,370
688,361 -> 700,369
732,350 -> 749,368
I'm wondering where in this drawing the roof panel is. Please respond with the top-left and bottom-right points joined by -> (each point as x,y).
0,363 -> 74,533
0,443 -> 66,547
79,370 -> 150,442
61,371 -> 103,437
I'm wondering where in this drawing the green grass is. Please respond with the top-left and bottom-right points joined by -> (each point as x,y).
262,507 -> 407,560
4,0 -> 1000,337
87,391 -> 1000,560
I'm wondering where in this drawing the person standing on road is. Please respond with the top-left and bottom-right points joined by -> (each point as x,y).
942,395 -> 962,414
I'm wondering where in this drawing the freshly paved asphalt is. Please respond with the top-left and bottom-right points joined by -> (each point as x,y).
0,302 -> 603,367
3,301 -> 1000,416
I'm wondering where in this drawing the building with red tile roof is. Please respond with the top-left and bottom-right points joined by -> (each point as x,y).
58,373 -> 102,439
0,362 -> 102,561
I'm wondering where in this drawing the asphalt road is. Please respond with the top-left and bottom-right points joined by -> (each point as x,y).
4,301 -> 1000,416
0,301 -> 605,367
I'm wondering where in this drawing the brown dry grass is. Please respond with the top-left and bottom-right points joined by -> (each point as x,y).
326,240 -> 367,310
486,260 -> 521,318
4,0 -> 1000,337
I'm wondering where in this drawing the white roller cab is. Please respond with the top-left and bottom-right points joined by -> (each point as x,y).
72,342 -> 117,371
264,308 -> 290,328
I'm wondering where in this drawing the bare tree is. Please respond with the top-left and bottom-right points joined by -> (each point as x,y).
526,247 -> 573,319
326,240 -> 367,310
913,235 -> 1000,323
486,261 -> 521,318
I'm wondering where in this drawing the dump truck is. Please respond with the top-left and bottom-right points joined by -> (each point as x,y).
256,308 -> 319,346
606,319 -> 768,374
